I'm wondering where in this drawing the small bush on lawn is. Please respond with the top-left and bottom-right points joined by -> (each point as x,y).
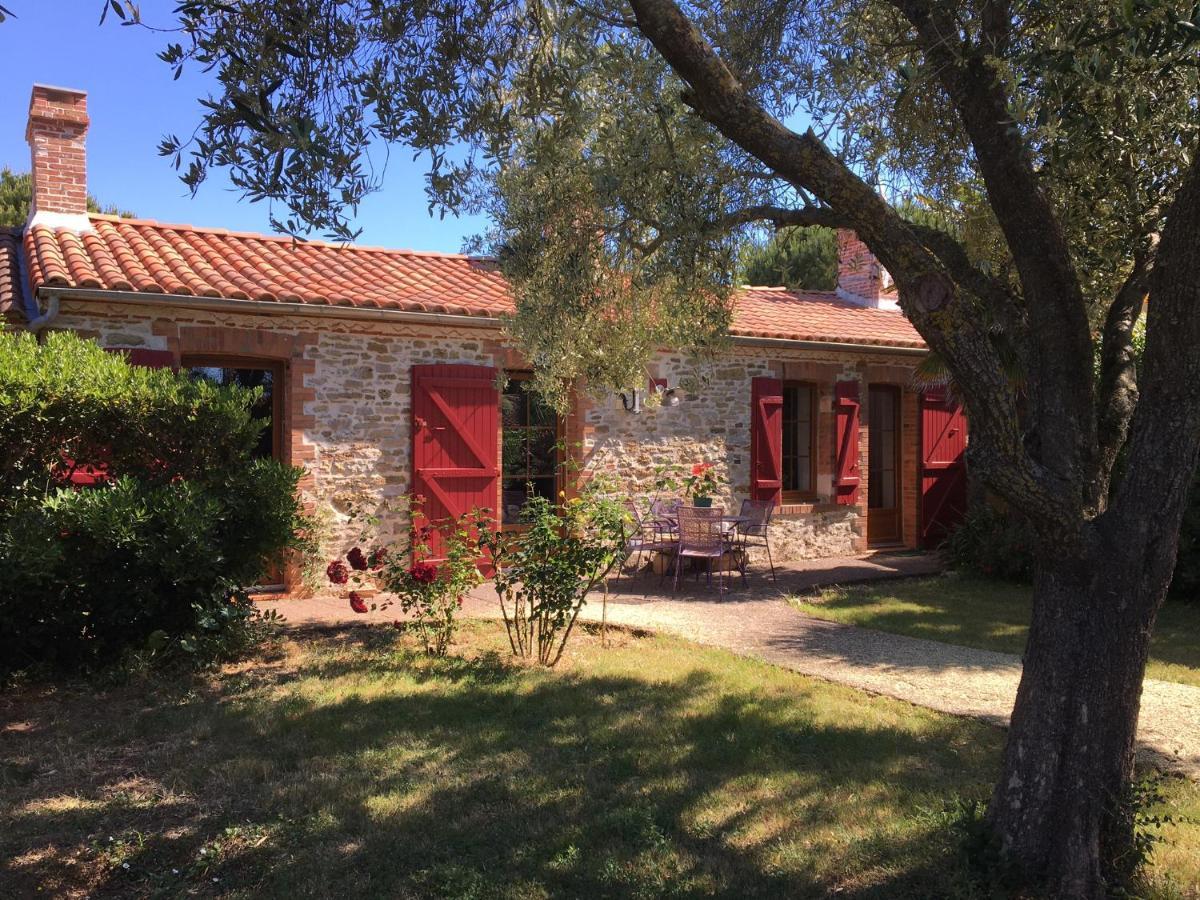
481,478 -> 626,666
326,500 -> 483,657
944,502 -> 1034,582
0,331 -> 310,675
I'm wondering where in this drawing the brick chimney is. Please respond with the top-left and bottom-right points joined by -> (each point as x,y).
25,84 -> 91,228
836,228 -> 895,309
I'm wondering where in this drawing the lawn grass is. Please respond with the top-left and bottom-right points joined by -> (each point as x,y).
2,620 -> 1197,898
790,573 -> 1200,689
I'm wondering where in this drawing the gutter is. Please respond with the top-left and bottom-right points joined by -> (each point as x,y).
26,294 -> 61,334
39,286 -> 507,331
728,334 -> 927,357
40,286 -> 929,356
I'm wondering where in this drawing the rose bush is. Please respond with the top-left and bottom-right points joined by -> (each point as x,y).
324,499 -> 483,657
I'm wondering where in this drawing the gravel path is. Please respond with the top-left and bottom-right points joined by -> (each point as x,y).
261,552 -> 1200,778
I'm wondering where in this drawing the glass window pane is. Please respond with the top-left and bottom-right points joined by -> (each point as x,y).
528,390 -> 556,427
529,428 -> 557,475
501,389 -> 525,427
502,431 -> 528,477
501,478 -> 530,524
189,365 -> 276,459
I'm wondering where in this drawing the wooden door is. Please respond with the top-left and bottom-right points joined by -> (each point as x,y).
920,386 -> 968,548
411,364 -> 499,565
867,385 -> 901,544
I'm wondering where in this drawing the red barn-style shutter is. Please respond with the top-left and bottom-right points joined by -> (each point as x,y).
920,386 -> 969,547
834,380 -> 861,506
411,364 -> 499,565
750,376 -> 783,504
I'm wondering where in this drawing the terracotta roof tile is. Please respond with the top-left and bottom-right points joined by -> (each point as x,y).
733,286 -> 924,349
18,215 -> 925,349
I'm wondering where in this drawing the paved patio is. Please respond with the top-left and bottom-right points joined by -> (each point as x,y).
258,551 -> 1200,778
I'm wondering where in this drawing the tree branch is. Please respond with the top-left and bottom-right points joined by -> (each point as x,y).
1089,251 -> 1151,512
629,204 -> 846,255
625,0 -> 1078,531
1108,151 -> 1200,541
904,219 -> 1026,336
890,0 -> 1096,493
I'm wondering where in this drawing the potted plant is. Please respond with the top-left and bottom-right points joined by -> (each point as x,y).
685,462 -> 722,507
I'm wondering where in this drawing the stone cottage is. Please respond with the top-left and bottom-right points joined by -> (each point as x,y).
1,85 -> 968,591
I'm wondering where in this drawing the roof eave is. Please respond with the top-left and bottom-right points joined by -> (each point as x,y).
38,286 -> 509,331
728,333 -> 927,356
39,286 -> 929,355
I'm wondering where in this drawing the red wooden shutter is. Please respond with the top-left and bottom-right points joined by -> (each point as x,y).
106,347 -> 176,368
834,380 -> 861,506
750,376 -> 783,504
411,364 -> 499,565
920,386 -> 969,547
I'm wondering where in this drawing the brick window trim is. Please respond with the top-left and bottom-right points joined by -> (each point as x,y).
148,322 -> 319,593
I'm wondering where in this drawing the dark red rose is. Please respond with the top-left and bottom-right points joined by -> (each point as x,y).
326,559 -> 350,585
410,561 -> 439,584
349,591 -> 368,614
347,547 -> 369,571
368,547 -> 389,569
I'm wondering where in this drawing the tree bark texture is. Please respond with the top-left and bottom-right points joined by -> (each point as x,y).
989,543 -> 1164,896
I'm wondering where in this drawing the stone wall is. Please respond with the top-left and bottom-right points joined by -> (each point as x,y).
580,346 -> 923,560
46,298 -> 925,589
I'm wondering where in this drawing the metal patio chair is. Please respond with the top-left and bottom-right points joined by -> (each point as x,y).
618,500 -> 677,586
673,505 -> 730,593
734,498 -> 777,581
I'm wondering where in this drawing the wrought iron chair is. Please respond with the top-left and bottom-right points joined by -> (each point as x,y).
618,500 -> 677,585
735,498 -> 777,581
673,505 -> 730,593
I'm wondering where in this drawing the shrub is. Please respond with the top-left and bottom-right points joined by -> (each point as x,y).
480,480 -> 626,666
327,503 -> 483,657
943,502 -> 1034,582
0,331 -> 310,675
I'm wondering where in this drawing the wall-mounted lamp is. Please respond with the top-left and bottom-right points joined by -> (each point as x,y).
620,379 -> 682,413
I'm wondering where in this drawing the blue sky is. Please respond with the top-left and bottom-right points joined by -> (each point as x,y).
0,0 -> 487,252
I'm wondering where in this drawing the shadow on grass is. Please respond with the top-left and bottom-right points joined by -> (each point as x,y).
2,625 -> 1002,899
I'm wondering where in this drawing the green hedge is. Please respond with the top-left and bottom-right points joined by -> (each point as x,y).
0,331 -> 310,674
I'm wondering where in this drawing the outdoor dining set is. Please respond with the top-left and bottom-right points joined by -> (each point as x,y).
620,498 -> 778,593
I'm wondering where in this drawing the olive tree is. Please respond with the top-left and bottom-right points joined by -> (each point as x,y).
63,0 -> 1200,893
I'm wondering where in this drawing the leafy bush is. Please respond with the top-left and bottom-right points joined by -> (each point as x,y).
943,502 -> 1034,582
480,481 -> 626,666
0,331 -> 309,675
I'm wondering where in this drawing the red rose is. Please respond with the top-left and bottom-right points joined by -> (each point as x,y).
349,591 -> 368,614
368,547 -> 389,569
326,559 -> 350,585
347,547 -> 369,571
410,561 -> 439,584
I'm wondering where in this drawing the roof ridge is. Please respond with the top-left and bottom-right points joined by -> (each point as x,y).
85,213 -> 497,262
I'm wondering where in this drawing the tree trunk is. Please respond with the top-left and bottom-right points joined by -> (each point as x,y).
988,531 -> 1173,897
